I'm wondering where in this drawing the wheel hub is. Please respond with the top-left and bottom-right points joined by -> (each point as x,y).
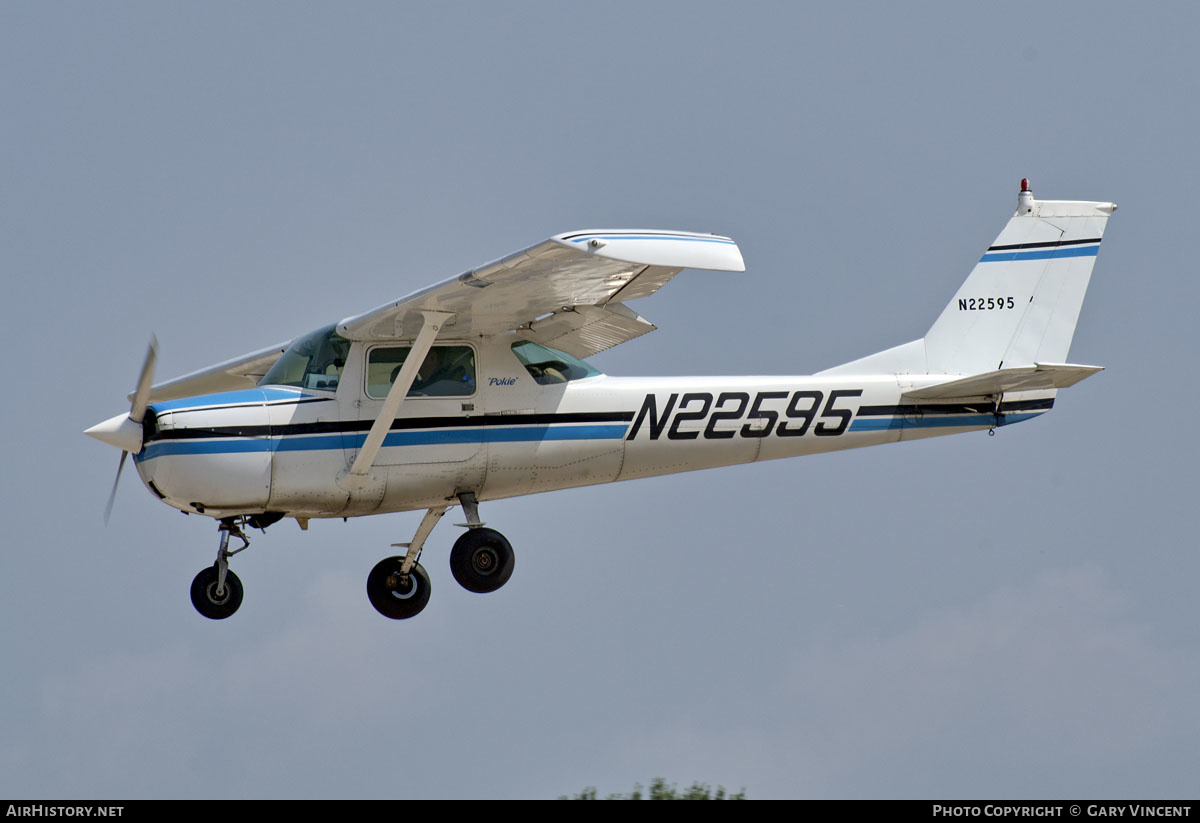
472,548 -> 496,574
206,582 -> 230,605
385,570 -> 416,597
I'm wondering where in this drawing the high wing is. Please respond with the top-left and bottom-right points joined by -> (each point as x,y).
335,230 -> 745,356
141,229 -> 743,401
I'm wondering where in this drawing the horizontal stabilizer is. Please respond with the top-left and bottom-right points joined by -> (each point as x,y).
903,363 -> 1103,400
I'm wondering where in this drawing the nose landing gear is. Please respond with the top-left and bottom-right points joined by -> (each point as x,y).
190,518 -> 250,620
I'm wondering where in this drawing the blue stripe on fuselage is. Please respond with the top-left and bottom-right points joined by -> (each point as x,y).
849,411 -> 1045,432
136,424 -> 630,462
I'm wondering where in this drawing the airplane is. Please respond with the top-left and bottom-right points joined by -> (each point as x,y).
86,180 -> 1115,621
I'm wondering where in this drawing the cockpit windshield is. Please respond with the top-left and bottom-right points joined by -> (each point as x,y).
259,324 -> 350,392
511,341 -> 602,385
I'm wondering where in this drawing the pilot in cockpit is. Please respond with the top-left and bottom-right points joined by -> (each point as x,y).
391,347 -> 474,396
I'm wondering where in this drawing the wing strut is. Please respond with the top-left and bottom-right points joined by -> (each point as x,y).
344,310 -> 455,484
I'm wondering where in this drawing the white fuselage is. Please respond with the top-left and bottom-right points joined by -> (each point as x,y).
133,334 -> 1052,520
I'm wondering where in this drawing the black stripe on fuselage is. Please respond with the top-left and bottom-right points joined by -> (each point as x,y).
857,398 -> 1054,417
986,237 -> 1101,252
154,397 -> 333,415
146,410 -> 637,442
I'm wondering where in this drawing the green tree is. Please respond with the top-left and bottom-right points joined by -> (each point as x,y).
561,778 -> 746,800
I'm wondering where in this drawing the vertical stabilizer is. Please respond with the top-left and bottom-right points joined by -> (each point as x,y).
923,180 -> 1115,375
821,181 -> 1115,377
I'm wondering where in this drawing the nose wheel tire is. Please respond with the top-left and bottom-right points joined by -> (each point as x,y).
367,557 -> 432,619
449,528 -> 515,593
190,565 -> 244,620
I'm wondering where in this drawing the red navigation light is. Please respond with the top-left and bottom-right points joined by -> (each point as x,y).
1020,178 -> 1030,192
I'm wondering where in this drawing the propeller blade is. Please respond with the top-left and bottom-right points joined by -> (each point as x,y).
129,336 -> 158,424
104,451 -> 128,525
95,336 -> 158,523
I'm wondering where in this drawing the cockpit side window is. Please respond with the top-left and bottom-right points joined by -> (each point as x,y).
366,345 -> 476,399
259,324 -> 350,392
510,341 -> 602,385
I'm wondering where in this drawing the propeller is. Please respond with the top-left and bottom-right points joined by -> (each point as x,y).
103,452 -> 129,525
86,337 -> 158,524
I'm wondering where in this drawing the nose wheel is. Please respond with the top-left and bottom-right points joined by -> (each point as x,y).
191,564 -> 244,619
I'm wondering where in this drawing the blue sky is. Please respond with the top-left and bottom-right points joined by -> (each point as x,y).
3,1 -> 1198,798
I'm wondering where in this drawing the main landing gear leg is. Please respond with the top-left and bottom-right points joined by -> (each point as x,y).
366,507 -> 445,619
449,492 -> 515,594
190,518 -> 249,620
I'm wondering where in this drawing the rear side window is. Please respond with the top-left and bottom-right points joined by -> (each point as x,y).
511,341 -> 601,385
367,346 -> 476,399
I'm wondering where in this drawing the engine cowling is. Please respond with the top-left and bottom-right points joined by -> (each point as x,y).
134,391 -> 274,515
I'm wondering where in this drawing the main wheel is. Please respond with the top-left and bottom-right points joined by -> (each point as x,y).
366,557 -> 431,619
449,528 -> 515,593
190,565 -> 243,620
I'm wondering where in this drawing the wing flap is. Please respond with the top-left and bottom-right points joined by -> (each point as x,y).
519,302 -> 656,358
902,363 -> 1103,400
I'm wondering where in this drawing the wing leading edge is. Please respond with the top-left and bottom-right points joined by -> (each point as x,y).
137,340 -> 291,404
